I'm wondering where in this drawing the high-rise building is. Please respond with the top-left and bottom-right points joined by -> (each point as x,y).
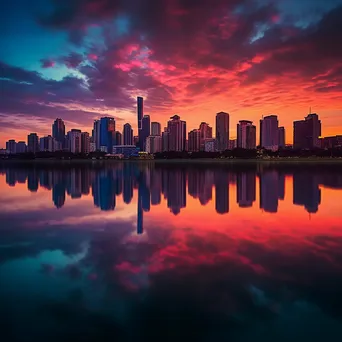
39,135 -> 54,152
115,131 -> 122,146
204,138 -> 216,152
146,135 -> 162,154
260,115 -> 279,150
67,129 -> 82,153
199,122 -> 212,151
293,113 -> 321,149
167,115 -> 186,151
278,126 -> 285,148
137,96 -> 144,150
123,123 -> 133,145
228,139 -> 237,150
188,129 -> 201,152
27,133 -> 39,153
216,112 -> 229,151
133,135 -> 139,146
237,120 -> 256,149
6,140 -> 16,154
52,118 -> 65,147
162,129 -> 170,152
16,141 -> 26,153
81,132 -> 90,154
93,120 -> 101,151
141,115 -> 151,151
100,117 -> 115,153
151,122 -> 161,136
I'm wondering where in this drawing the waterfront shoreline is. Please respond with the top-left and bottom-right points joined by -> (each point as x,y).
1,158 -> 342,165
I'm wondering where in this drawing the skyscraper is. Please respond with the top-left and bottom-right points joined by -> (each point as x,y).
162,128 -> 170,152
115,131 -> 122,146
52,118 -> 65,147
39,135 -> 54,152
260,115 -> 279,150
216,112 -> 229,151
188,129 -> 201,152
293,113 -> 321,149
123,123 -> 133,145
16,141 -> 26,153
167,115 -> 186,151
151,122 -> 161,136
67,129 -> 82,153
137,96 -> 143,150
100,117 -> 115,153
237,120 -> 256,149
93,120 -> 101,150
146,135 -> 162,154
81,132 -> 90,154
141,115 -> 151,151
278,126 -> 285,148
27,133 -> 39,153
199,122 -> 212,151
6,140 -> 16,154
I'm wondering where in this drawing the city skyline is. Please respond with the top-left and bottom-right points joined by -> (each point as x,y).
1,0 -> 342,147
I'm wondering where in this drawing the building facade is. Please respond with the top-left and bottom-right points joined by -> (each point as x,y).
52,118 -> 65,147
237,121 -> 256,149
293,113 -> 321,149
167,115 -> 186,152
141,115 -> 151,151
278,126 -> 285,148
151,122 -> 161,136
123,123 -> 133,145
260,115 -> 279,150
81,132 -> 90,154
39,135 -> 54,152
199,122 -> 212,151
27,133 -> 39,153
6,140 -> 17,154
137,96 -> 143,150
100,117 -> 115,153
146,135 -> 162,154
188,129 -> 201,152
67,129 -> 82,153
216,112 -> 229,151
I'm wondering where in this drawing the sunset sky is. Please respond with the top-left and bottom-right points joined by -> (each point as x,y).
1,0 -> 342,147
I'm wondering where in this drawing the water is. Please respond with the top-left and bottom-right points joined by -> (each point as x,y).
0,162 -> 342,341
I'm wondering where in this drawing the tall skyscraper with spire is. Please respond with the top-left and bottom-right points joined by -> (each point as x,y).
137,96 -> 143,150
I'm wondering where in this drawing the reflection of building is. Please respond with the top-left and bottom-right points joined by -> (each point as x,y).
293,173 -> 321,213
53,182 -> 66,208
92,171 -> 116,211
123,177 -> 133,204
199,170 -> 213,205
259,170 -> 280,213
216,112 -> 229,151
237,121 -> 256,149
215,171 -> 229,214
27,169 -> 39,192
166,170 -> 186,215
237,172 -> 256,207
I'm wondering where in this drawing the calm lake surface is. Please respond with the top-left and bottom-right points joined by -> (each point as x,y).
1,162 -> 342,342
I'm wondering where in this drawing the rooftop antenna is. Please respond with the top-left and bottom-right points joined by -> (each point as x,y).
309,106 -> 312,114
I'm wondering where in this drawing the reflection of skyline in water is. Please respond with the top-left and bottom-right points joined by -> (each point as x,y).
1,164 -> 342,341
3,164 -> 342,220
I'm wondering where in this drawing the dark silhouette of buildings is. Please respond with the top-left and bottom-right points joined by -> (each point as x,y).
294,113 -> 321,149
293,173 -> 321,213
123,123 -> 133,146
27,133 -> 39,153
214,171 -> 229,214
237,121 -> 256,149
141,115 -> 151,151
237,172 -> 256,207
52,118 -> 65,147
216,112 -> 229,151
137,96 -> 144,150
